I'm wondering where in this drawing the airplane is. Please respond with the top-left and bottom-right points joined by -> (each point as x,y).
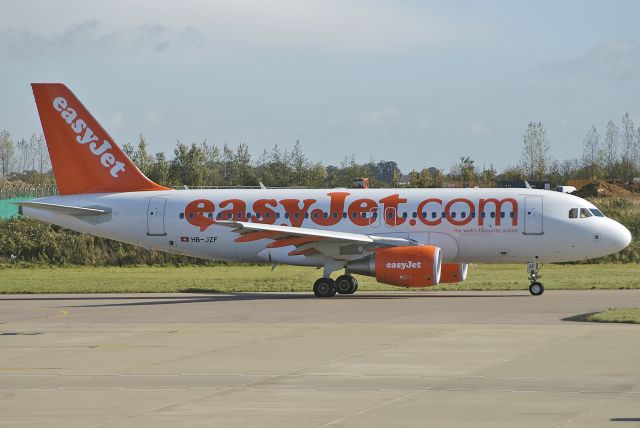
18,83 -> 632,297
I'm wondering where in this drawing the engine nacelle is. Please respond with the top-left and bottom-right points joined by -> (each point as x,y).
347,245 -> 442,287
440,263 -> 468,283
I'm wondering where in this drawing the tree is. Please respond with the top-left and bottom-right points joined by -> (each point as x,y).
603,120 -> 619,177
520,121 -> 551,181
581,125 -> 601,179
429,168 -> 445,188
131,135 -> 153,176
148,152 -> 169,185
451,156 -> 476,183
235,143 -> 255,186
479,164 -> 497,186
0,130 -> 14,178
621,112 -> 637,179
289,140 -> 308,186
33,134 -> 50,174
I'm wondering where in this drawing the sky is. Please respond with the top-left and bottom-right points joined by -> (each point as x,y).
1,0 -> 639,172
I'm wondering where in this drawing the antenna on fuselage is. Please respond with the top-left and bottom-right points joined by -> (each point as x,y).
524,181 -> 532,189
259,182 -> 267,190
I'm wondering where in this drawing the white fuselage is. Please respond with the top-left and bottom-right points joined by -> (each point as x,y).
23,187 -> 631,266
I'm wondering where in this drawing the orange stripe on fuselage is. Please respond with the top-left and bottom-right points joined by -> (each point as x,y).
235,231 -> 282,243
267,237 -> 321,248
288,248 -> 320,256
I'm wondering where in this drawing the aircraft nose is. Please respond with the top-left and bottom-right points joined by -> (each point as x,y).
610,220 -> 632,252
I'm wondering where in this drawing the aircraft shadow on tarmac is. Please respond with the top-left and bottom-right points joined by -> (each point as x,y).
0,292 -> 529,308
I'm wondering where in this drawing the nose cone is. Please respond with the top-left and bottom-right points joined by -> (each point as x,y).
610,220 -> 632,252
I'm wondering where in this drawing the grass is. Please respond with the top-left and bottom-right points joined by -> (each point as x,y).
586,308 -> 640,324
0,263 -> 639,294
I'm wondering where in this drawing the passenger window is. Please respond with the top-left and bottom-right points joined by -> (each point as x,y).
580,208 -> 593,218
569,208 -> 578,219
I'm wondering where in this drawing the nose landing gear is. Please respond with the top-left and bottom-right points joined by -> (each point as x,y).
527,262 -> 544,296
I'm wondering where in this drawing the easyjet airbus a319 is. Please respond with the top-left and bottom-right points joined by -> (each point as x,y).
20,84 -> 632,296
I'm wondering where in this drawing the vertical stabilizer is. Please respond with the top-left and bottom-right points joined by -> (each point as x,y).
31,83 -> 169,195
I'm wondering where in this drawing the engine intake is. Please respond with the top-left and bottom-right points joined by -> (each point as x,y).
347,245 -> 442,287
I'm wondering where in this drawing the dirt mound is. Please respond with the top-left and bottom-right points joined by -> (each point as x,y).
572,181 -> 632,198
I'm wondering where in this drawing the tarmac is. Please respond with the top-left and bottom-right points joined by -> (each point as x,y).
1,290 -> 639,427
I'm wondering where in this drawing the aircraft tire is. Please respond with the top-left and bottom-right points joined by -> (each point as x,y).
314,278 -> 337,297
529,281 -> 544,296
335,275 -> 357,295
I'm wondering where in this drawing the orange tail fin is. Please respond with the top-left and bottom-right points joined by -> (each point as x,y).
31,83 -> 169,195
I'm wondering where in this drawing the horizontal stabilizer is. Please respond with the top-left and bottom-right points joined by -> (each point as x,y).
14,201 -> 111,216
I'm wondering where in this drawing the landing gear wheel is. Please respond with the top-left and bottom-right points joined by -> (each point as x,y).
527,262 -> 544,296
335,275 -> 358,295
529,281 -> 544,296
313,278 -> 336,297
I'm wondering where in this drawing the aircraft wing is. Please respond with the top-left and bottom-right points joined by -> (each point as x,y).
215,220 -> 416,259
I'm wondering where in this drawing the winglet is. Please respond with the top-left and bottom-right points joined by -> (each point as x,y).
31,83 -> 169,195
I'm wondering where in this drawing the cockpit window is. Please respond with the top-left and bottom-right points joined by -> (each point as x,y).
580,208 -> 593,218
568,208 -> 578,219
589,208 -> 605,217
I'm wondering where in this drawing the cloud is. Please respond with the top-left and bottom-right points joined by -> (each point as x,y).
0,0 -> 459,60
361,107 -> 402,126
536,40 -> 640,81
452,122 -> 492,142
0,21 -> 206,60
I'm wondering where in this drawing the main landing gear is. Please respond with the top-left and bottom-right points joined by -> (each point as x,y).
313,275 -> 358,297
527,262 -> 544,296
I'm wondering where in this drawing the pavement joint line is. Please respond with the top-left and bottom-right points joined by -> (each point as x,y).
86,388 -> 225,428
128,326 -> 313,372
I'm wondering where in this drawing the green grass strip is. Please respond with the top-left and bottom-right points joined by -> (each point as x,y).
1,263 -> 639,294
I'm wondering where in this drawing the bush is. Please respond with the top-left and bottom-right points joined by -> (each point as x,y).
0,217 -> 215,266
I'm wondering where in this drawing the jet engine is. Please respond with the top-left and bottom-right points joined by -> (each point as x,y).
346,245 -> 442,287
439,263 -> 469,283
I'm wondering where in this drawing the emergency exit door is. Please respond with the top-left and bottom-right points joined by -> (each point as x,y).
147,198 -> 167,236
524,195 -> 543,235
